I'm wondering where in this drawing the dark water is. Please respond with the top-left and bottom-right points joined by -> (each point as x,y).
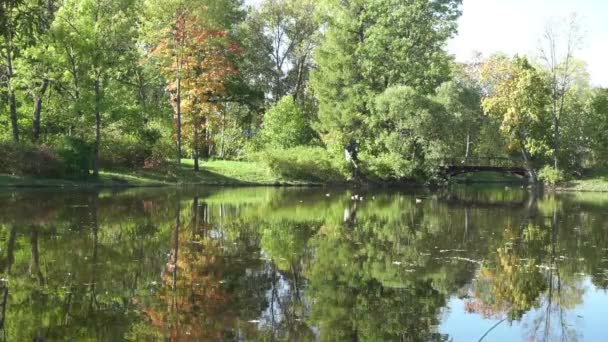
1,186 -> 608,341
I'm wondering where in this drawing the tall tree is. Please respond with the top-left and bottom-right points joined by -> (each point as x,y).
242,0 -> 319,102
179,17 -> 238,170
538,14 -> 585,171
433,77 -> 483,159
481,56 -> 551,182
0,0 -> 50,141
147,0 -> 244,167
53,0 -> 141,176
312,0 -> 461,177
17,0 -> 58,142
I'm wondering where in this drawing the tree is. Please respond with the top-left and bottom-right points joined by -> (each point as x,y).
148,0 -> 244,168
369,86 -> 452,180
538,14 -> 585,171
52,0 -> 141,176
311,0 -> 462,177
480,56 -> 551,182
260,95 -> 312,149
241,0 -> 319,102
433,78 -> 483,159
0,0 -> 52,141
150,2 -> 240,170
16,0 -> 58,142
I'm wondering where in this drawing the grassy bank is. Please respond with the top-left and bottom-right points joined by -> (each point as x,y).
556,168 -> 608,192
0,160 -> 322,188
450,171 -> 525,184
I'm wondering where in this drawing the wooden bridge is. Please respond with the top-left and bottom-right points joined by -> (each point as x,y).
433,157 -> 530,179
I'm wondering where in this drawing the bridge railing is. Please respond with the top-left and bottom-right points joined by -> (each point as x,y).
430,157 -> 526,169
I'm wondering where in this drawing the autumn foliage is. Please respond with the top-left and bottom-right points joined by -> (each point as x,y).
153,9 -> 239,159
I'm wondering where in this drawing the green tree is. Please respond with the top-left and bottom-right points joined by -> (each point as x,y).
52,0 -> 141,176
241,0 -> 319,101
260,95 -> 313,149
311,0 -> 461,177
368,86 -> 452,180
480,56 -> 551,181
434,78 -> 484,159
0,0 -> 54,141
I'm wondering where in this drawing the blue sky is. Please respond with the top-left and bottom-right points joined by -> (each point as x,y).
244,0 -> 607,86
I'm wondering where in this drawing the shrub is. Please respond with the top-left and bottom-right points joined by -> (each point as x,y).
538,166 -> 565,186
145,138 -> 173,169
99,134 -> 151,168
53,137 -> 93,176
0,140 -> 64,177
260,96 -> 314,149
259,146 -> 346,183
359,151 -> 417,181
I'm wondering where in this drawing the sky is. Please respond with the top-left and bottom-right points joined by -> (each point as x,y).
448,0 -> 608,86
244,0 -> 608,86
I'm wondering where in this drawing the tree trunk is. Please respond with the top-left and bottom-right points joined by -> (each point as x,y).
553,115 -> 560,170
465,132 -> 471,159
93,78 -> 101,177
32,78 -> 50,142
8,90 -> 18,142
520,144 -> 537,183
5,37 -> 19,142
293,55 -> 307,102
220,110 -> 225,159
193,127 -> 199,171
176,74 -> 182,169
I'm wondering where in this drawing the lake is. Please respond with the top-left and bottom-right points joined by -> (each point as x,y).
0,186 -> 607,341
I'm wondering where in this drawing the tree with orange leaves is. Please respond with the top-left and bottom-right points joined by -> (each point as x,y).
148,1 -> 240,170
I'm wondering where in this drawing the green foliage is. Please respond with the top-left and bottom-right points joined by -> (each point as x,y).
538,166 -> 565,186
481,56 -> 552,159
312,0 -> 461,145
99,128 -> 166,168
363,86 -> 451,180
53,137 -> 93,176
260,146 -> 346,183
260,96 -> 314,149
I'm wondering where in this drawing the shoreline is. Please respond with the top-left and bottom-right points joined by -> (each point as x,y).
2,165 -> 608,193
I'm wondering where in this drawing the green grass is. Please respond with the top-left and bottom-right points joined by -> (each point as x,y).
450,171 -> 525,184
0,159 -> 321,188
556,167 -> 608,192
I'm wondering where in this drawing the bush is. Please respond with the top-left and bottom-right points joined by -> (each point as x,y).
259,146 -> 346,183
0,140 -> 64,177
359,151 -> 417,181
53,137 -> 93,176
260,96 -> 314,149
538,166 -> 565,186
99,134 -> 152,168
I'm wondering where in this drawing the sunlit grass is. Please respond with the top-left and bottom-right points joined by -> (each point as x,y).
557,168 -> 608,192
0,159 -> 320,188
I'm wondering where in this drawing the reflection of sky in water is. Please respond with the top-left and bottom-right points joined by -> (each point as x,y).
441,278 -> 608,341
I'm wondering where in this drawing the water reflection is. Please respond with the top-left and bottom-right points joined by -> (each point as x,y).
0,187 -> 607,340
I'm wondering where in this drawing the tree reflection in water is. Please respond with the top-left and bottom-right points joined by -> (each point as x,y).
0,187 -> 606,340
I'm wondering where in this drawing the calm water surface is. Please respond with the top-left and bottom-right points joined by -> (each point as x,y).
1,186 -> 608,341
